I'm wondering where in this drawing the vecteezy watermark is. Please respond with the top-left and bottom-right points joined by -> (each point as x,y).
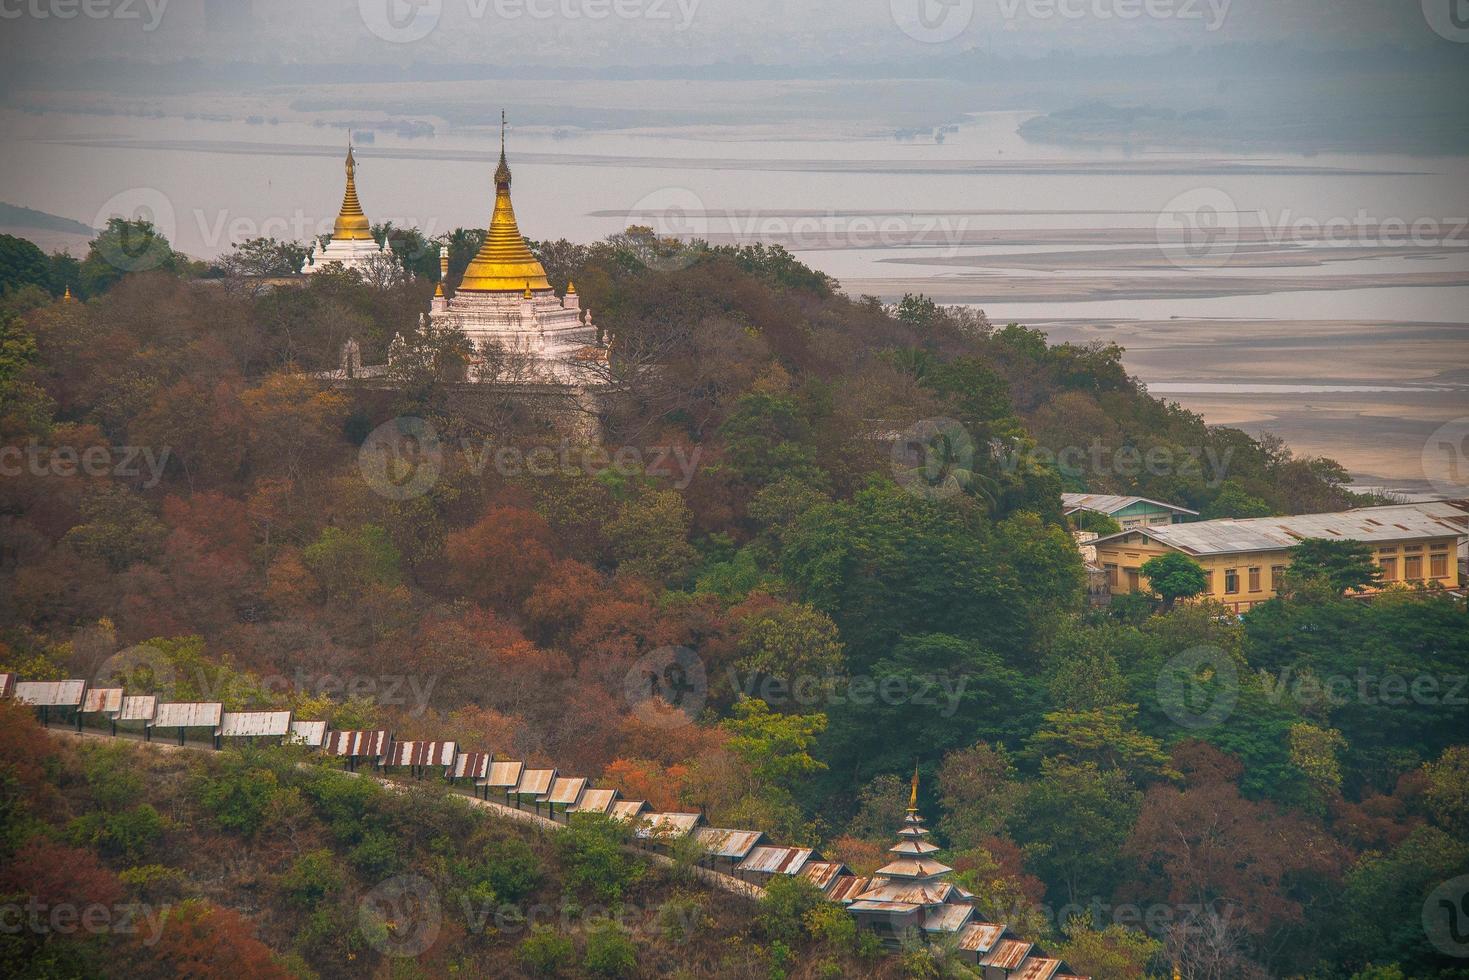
890,0 -> 975,43
1422,0 -> 1469,42
359,417 -> 703,500
891,417 -> 975,501
1157,645 -> 1239,730
1155,187 -> 1468,268
1259,667 -> 1468,709
1422,417 -> 1469,496
360,875 -> 441,958
93,643 -> 178,698
728,670 -> 970,718
0,0 -> 170,30
624,646 -> 708,728
358,0 -> 700,43
359,417 -> 444,501
0,441 -> 171,488
1001,440 -> 1235,489
990,896 -> 1240,941
995,0 -> 1231,31
1424,875 -> 1469,958
0,900 -> 171,945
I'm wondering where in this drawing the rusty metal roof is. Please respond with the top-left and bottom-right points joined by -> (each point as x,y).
922,903 -> 975,934
692,827 -> 764,860
288,720 -> 328,746
513,768 -> 556,796
1013,958 -> 1063,980
452,751 -> 493,780
0,673 -> 13,698
81,687 -> 124,714
481,760 -> 525,788
218,710 -> 292,737
826,876 -> 873,904
151,702 -> 223,729
325,729 -> 389,759
387,740 -> 457,768
853,879 -> 955,905
736,845 -> 814,876
608,800 -> 649,821
875,856 -> 954,879
798,860 -> 850,892
541,776 -> 588,807
635,812 -> 702,840
116,695 -> 157,722
958,921 -> 1006,954
980,939 -> 1034,970
14,680 -> 86,707
568,788 -> 618,814
847,900 -> 923,915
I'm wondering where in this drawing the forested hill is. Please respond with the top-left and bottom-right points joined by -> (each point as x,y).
2,224 -> 1466,979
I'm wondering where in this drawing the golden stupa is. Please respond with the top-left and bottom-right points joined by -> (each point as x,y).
333,145 -> 374,242
457,114 -> 551,293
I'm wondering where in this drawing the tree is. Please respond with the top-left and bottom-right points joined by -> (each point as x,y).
1013,760 -> 1139,905
722,696 -> 827,793
582,921 -> 638,978
732,596 -> 845,687
937,742 -> 1022,848
1284,538 -> 1381,594
1421,745 -> 1469,839
0,234 -> 52,295
1026,703 -> 1173,785
80,217 -> 185,295
1055,920 -> 1161,980
300,525 -> 402,600
219,237 -> 306,278
1141,552 -> 1208,610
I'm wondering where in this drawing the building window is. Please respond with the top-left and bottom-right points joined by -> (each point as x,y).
1248,567 -> 1261,592
1379,557 -> 1397,581
1404,554 -> 1423,580
1225,569 -> 1240,594
1203,569 -> 1214,594
1104,564 -> 1119,587
1431,552 -> 1449,578
1271,565 -> 1286,593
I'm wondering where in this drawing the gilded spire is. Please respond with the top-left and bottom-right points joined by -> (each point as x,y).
434,245 -> 448,298
63,285 -> 73,303
908,762 -> 920,813
333,141 -> 373,242
458,115 -> 551,293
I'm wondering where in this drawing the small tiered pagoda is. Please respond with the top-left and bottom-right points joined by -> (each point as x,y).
305,143 -> 391,276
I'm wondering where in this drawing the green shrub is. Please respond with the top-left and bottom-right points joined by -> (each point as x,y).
554,815 -> 643,902
516,925 -> 574,976
583,921 -> 638,977
756,875 -> 826,946
195,760 -> 280,836
348,830 -> 400,878
279,849 -> 346,906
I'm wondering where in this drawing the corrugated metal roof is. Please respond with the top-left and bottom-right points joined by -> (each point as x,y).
325,729 -> 389,759
513,768 -> 556,796
81,688 -> 124,714
452,751 -> 493,780
608,800 -> 649,821
922,903 -> 975,934
288,720 -> 327,746
14,680 -> 86,707
541,776 -> 588,807
691,827 -> 764,860
151,702 -> 223,729
875,857 -> 954,879
481,760 -> 524,788
798,860 -> 850,892
853,879 -> 955,905
847,900 -> 923,915
1014,958 -> 1063,980
387,740 -> 457,768
0,673 -> 13,698
826,875 -> 873,904
736,845 -> 813,876
116,695 -> 157,722
635,812 -> 702,840
568,788 -> 618,814
958,921 -> 1006,954
1062,493 -> 1196,516
1098,506 -> 1464,556
218,710 -> 292,737
980,939 -> 1034,970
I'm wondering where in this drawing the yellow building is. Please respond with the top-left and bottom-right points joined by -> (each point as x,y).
1092,503 -> 1466,613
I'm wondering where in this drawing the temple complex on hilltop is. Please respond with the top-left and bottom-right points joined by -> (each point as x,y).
305,144 -> 391,277
426,119 -> 605,384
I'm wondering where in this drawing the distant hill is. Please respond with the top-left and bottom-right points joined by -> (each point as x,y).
0,202 -> 95,236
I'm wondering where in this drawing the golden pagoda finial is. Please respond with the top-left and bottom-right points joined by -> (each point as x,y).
63,284 -> 73,303
434,244 -> 448,298
333,138 -> 373,241
908,762 -> 920,814
457,116 -> 551,294
523,280 -> 533,299
494,109 -> 512,190
566,280 -> 576,294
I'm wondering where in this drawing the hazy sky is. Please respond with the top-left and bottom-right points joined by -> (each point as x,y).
2,0 -> 1461,72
